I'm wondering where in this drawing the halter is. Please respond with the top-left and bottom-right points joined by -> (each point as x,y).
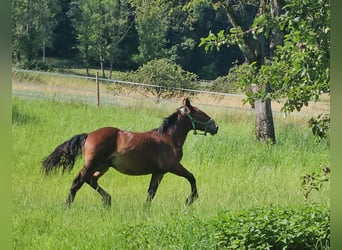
184,112 -> 213,136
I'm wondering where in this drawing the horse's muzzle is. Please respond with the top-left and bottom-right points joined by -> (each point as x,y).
208,121 -> 219,135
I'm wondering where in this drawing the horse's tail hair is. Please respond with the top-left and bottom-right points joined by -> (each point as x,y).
41,133 -> 88,175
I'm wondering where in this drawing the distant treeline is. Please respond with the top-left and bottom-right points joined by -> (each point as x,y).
12,0 -> 244,79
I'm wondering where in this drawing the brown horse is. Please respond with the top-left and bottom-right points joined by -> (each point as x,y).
42,98 -> 218,207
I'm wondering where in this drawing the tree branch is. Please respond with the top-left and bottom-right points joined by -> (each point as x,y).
221,1 -> 257,63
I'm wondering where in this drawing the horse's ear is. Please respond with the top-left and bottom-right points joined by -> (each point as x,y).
183,98 -> 192,109
179,98 -> 191,114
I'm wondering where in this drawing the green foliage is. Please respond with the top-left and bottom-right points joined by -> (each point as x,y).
132,58 -> 198,102
12,0 -> 240,78
77,205 -> 330,249
105,0 -> 131,77
212,205 -> 330,249
69,0 -> 133,76
199,29 -> 231,52
309,114 -> 330,142
301,167 -> 330,200
210,74 -> 240,94
200,0 -> 330,114
16,60 -> 52,71
266,0 -> 330,113
69,0 -> 94,70
131,0 -> 170,64
78,0 -> 109,75
12,0 -> 60,62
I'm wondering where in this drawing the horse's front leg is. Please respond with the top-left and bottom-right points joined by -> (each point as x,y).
169,163 -> 198,206
146,173 -> 164,203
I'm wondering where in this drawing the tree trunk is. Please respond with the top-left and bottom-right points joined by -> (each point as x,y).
100,60 -> 105,78
223,0 -> 277,143
42,40 -> 46,63
109,56 -> 113,79
252,83 -> 276,143
254,100 -> 275,143
253,88 -> 276,143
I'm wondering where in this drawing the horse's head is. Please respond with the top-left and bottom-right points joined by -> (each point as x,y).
179,98 -> 219,135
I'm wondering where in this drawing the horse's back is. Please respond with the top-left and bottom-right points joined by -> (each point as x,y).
86,127 -> 120,144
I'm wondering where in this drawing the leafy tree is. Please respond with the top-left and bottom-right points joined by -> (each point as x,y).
12,0 -> 60,63
105,0 -> 133,79
49,0 -> 77,58
181,0 -> 244,79
70,0 -> 135,76
267,0 -> 330,113
70,0 -> 110,77
131,0 -> 170,64
90,0 -> 109,77
132,58 -> 198,103
13,0 -> 244,78
69,0 -> 93,75
200,0 -> 330,143
39,0 -> 60,62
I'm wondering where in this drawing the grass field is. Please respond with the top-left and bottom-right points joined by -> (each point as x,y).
12,96 -> 329,249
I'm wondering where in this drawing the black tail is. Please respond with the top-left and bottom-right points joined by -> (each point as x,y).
42,133 -> 88,175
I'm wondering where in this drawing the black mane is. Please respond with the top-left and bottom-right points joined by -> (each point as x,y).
155,112 -> 179,135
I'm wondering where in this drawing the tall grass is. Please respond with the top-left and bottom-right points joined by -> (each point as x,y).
12,97 -> 329,249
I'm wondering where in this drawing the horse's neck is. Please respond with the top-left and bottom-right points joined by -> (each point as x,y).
170,118 -> 192,148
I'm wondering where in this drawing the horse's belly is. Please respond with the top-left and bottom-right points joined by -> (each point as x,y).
110,154 -> 161,175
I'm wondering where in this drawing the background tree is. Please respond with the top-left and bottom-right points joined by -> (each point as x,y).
266,0 -> 330,113
69,0 -> 93,75
12,0 -> 60,63
70,0 -> 110,77
38,0 -> 60,62
131,0 -> 170,64
90,0 -> 109,78
49,0 -> 77,58
105,0 -> 133,79
132,58 -> 198,103
201,0 -> 280,143
200,0 -> 330,143
182,0 -> 244,79
12,0 -> 244,78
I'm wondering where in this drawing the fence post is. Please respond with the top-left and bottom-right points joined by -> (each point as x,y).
96,72 -> 100,107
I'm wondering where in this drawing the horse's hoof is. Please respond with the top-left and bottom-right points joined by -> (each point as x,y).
103,201 -> 111,208
185,197 -> 194,206
185,193 -> 198,206
63,202 -> 71,209
143,202 -> 152,211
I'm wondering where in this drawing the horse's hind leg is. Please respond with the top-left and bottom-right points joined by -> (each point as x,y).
146,173 -> 164,203
85,167 -> 111,207
65,164 -> 103,207
65,172 -> 86,207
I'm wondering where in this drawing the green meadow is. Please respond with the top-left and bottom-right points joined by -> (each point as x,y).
12,97 -> 329,249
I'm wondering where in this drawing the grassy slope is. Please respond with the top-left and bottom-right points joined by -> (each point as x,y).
12,97 -> 329,249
